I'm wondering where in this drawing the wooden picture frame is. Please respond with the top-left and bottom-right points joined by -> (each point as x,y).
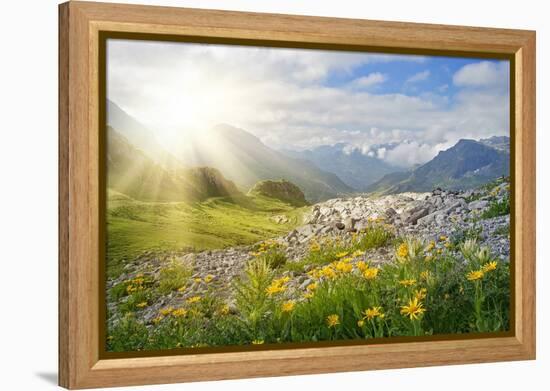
59,1 -> 536,389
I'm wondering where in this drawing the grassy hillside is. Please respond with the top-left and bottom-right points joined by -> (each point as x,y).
107,126 -> 242,202
106,190 -> 308,278
248,179 -> 308,207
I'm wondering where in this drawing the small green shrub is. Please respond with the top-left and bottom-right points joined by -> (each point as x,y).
107,314 -> 149,352
158,260 -> 193,295
355,225 -> 393,251
262,248 -> 287,269
232,257 -> 277,337
481,196 -> 510,219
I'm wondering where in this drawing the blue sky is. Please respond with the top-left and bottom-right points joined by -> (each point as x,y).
327,56 -> 468,93
107,40 -> 510,168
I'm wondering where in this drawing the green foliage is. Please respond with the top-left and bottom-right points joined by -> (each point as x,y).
118,289 -> 152,314
158,260 -> 193,295
493,224 -> 510,237
354,224 -> 394,251
107,314 -> 149,352
251,240 -> 288,269
107,235 -> 510,351
232,258 -> 276,337
481,196 -> 510,219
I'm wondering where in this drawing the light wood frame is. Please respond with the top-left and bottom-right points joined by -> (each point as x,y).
59,1 -> 536,389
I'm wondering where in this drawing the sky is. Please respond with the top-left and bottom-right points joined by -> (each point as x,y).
107,39 -> 510,168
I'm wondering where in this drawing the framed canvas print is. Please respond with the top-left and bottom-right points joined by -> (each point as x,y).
58,1 -> 536,389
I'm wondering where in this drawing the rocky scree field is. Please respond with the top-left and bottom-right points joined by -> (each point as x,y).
106,177 -> 511,352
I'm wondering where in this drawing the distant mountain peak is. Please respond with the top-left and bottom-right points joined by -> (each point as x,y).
367,136 -> 510,194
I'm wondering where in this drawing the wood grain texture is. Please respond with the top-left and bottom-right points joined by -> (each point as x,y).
58,1 -> 536,388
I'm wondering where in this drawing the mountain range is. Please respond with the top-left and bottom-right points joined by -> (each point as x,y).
106,101 -> 352,203
282,143 -> 398,191
366,137 -> 510,194
106,99 -> 510,202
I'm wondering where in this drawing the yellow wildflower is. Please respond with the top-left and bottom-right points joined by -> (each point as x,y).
306,282 -> 318,292
194,277 -> 202,283
204,274 -> 215,283
357,320 -> 365,327
420,270 -> 430,280
281,300 -> 295,313
352,250 -> 365,258
172,308 -> 188,317
356,261 -> 368,272
186,296 -> 202,304
266,276 -> 290,296
136,301 -> 148,308
274,276 -> 290,285
362,267 -> 379,280
303,292 -> 314,299
252,339 -> 264,345
425,241 -> 436,252
399,279 -> 416,287
414,288 -> 427,301
482,261 -> 498,273
439,235 -> 448,242
467,270 -> 484,281
362,306 -> 384,320
336,251 -> 349,258
334,260 -> 353,273
152,316 -> 164,324
160,306 -> 174,316
326,314 -> 340,328
219,304 -> 230,315
397,242 -> 408,259
309,241 -> 321,252
177,286 -> 186,292
400,297 -> 426,320
321,265 -> 337,279
266,284 -> 286,296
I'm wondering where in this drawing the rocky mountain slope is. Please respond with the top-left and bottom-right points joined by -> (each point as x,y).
367,138 -> 510,194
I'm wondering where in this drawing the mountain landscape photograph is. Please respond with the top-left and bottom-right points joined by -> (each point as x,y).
104,38 -> 511,353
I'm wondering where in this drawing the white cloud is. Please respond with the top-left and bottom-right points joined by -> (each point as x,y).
348,72 -> 387,89
384,141 -> 444,168
453,61 -> 509,88
107,40 -> 509,168
406,70 -> 430,83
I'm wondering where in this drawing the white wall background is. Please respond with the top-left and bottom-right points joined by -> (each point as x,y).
0,0 -> 546,389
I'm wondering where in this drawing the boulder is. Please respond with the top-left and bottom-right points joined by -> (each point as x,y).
469,200 -> 489,210
404,207 -> 429,225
